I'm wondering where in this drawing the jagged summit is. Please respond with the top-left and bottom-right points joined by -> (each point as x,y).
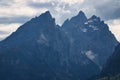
30,11 -> 54,23
0,10 -> 118,80
78,11 -> 86,17
89,15 -> 101,22
39,11 -> 52,18
0,11 -> 101,80
1,11 -> 56,44
71,10 -> 87,22
62,10 -> 87,27
62,10 -> 118,67
44,11 -> 51,15
91,15 -> 98,19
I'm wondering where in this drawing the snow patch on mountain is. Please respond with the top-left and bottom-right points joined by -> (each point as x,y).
37,33 -> 48,45
81,28 -> 87,32
84,22 -> 88,24
89,25 -> 99,31
87,20 -> 93,23
85,50 -> 96,60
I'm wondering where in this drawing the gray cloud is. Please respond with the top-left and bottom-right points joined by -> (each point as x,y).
113,8 -> 120,19
26,0 -> 120,24
27,2 -> 54,8
0,0 -> 120,24
0,37 -> 4,41
0,30 -> 9,41
0,2 -> 10,6
0,0 -> 14,7
0,31 -> 9,34
94,0 -> 120,20
0,16 -> 31,24
26,1 -> 71,24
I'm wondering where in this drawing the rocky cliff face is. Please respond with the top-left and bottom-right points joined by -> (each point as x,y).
0,11 -> 100,80
61,11 -> 118,67
101,44 -> 120,77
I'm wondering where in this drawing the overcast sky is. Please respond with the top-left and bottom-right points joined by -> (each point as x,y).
0,0 -> 120,41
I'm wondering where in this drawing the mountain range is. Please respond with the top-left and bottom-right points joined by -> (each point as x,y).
61,11 -> 118,67
0,11 -> 118,80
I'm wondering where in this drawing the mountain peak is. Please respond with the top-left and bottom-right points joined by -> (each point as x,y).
68,10 -> 87,24
44,11 -> 51,16
77,11 -> 87,19
89,15 -> 100,21
38,11 -> 52,20
91,15 -> 98,19
78,11 -> 85,15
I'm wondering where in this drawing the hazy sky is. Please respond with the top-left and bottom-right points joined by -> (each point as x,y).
0,0 -> 120,41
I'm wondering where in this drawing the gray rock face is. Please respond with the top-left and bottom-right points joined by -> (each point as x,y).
0,11 -> 117,80
61,11 -> 118,67
101,44 -> 120,77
